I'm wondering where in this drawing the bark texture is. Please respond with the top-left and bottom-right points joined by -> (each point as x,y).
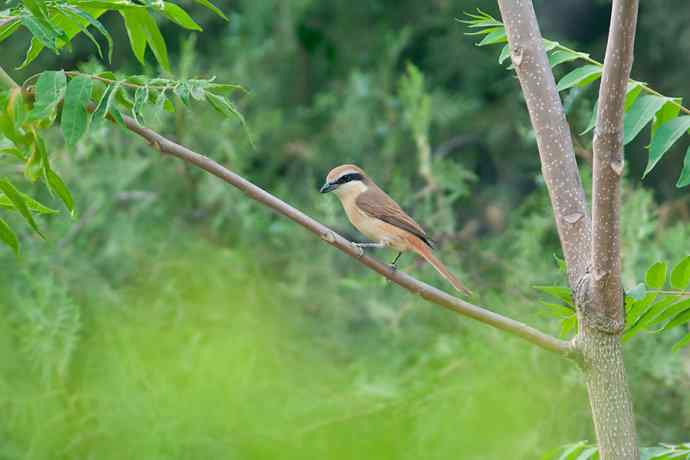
591,0 -> 639,327
578,327 -> 640,460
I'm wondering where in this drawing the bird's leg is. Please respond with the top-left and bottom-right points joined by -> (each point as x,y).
389,252 -> 402,272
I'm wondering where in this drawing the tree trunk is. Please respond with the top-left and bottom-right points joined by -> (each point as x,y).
578,327 -> 640,460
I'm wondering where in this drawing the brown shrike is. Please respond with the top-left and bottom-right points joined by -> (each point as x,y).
320,164 -> 471,295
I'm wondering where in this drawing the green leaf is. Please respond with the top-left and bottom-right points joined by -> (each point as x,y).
670,256 -> 690,289
20,13 -> 59,53
93,83 -> 118,121
141,10 -> 171,71
132,85 -> 148,126
624,296 -> 676,340
624,81 -> 643,111
626,294 -> 657,327
61,75 -> 93,147
193,0 -> 228,20
553,253 -> 567,273
548,49 -> 580,68
205,92 -> 253,146
0,139 -> 25,159
556,65 -> 602,92
672,331 -> 690,352
120,9 -> 147,65
623,95 -> 666,145
18,37 -> 45,70
0,179 -> 44,237
676,146 -> 690,188
652,99 -> 682,137
540,302 -> 575,318
205,92 -> 242,121
663,307 -> 690,333
61,5 -> 114,62
0,20 -> 21,44
644,116 -> 690,177
174,81 -> 191,105
476,29 -> 506,46
646,261 -> 667,289
43,167 -> 75,215
649,298 -> 690,328
206,82 -> 246,95
21,0 -> 51,21
0,192 -> 59,215
161,2 -> 202,31
574,447 -> 598,460
542,39 -> 559,52
28,70 -> 67,122
559,315 -> 578,338
498,44 -> 510,65
558,441 -> 588,460
71,1 -> 140,10
120,7 -> 172,71
533,285 -> 574,306
0,216 -> 19,255
24,133 -> 45,182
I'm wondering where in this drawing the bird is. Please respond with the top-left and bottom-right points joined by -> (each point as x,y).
320,164 -> 471,296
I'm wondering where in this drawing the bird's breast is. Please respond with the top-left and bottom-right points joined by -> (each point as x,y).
341,199 -> 412,251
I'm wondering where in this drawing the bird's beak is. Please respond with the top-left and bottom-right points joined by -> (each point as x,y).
320,181 -> 337,194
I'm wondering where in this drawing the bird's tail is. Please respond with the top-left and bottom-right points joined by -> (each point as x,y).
409,237 -> 472,296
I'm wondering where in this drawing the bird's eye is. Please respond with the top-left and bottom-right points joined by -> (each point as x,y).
336,173 -> 363,184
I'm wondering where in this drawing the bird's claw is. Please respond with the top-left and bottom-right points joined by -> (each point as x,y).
388,263 -> 398,272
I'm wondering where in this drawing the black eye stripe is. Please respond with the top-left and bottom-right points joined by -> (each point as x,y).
336,173 -> 363,184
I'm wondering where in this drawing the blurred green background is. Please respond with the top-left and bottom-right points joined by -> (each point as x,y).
1,0 -> 689,458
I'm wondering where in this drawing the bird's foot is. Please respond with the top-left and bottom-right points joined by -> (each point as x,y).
388,263 -> 398,273
353,242 -> 386,248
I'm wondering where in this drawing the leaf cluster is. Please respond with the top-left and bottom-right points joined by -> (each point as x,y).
0,0 -> 226,71
542,440 -> 690,460
0,68 -> 245,253
534,256 -> 690,352
461,10 -> 690,188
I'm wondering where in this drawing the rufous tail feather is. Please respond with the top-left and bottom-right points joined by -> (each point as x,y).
409,237 -> 472,296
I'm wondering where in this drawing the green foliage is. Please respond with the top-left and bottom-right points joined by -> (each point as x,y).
398,63 -> 431,140
0,0 -> 246,253
542,441 -> 690,460
0,0 -> 226,70
534,255 -> 690,350
0,0 -> 689,455
462,10 -> 690,188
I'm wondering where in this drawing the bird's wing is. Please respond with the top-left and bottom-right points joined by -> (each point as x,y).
356,186 -> 433,247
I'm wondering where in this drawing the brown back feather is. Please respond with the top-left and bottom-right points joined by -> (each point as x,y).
356,186 -> 433,248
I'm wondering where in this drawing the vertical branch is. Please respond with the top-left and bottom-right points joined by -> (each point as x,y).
496,0 -> 591,289
585,3 -> 641,458
591,0 -> 639,325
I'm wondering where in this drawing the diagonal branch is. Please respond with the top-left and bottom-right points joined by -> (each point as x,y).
0,63 -> 573,356
591,0 -> 639,326
496,0 -> 591,289
120,115 -> 573,356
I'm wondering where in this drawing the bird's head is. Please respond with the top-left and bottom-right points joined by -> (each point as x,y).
320,164 -> 369,197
